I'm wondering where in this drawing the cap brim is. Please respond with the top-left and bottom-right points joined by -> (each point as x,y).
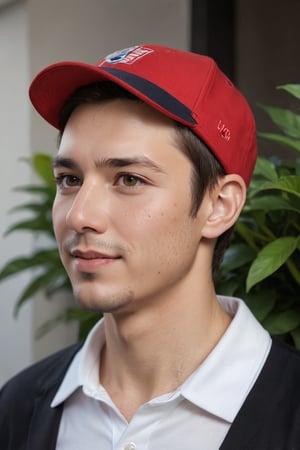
29,61 -> 196,130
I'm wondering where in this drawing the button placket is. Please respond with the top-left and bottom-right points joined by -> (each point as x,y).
123,443 -> 137,450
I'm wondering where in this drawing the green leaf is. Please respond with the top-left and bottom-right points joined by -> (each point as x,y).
45,277 -> 71,297
32,153 -> 55,188
14,270 -> 57,316
244,290 -> 276,322
4,217 -> 53,236
78,314 -> 101,340
278,84 -> 300,101
263,308 -> 300,335
9,202 -> 53,214
13,185 -> 54,196
220,244 -> 255,275
296,159 -> 300,176
61,308 -> 101,340
253,157 -> 278,182
14,264 -> 68,316
260,176 -> 300,198
249,195 -> 300,213
246,236 -> 299,291
258,104 -> 300,139
35,307 -> 100,340
216,277 -> 241,296
0,249 -> 60,281
257,132 -> 300,154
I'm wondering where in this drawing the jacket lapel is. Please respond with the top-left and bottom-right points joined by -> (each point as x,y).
219,339 -> 294,449
26,391 -> 63,450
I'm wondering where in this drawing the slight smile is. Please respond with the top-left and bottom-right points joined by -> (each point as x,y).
70,249 -> 122,272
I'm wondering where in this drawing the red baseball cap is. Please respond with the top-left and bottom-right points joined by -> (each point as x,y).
29,44 -> 257,186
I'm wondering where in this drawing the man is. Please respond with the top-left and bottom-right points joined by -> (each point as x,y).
1,44 -> 300,449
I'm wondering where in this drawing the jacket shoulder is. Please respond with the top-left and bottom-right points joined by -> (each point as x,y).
273,337 -> 300,376
0,343 -> 82,449
221,338 -> 300,449
0,342 -> 82,405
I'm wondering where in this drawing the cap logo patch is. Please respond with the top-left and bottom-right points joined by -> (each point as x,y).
217,120 -> 231,141
103,46 -> 153,65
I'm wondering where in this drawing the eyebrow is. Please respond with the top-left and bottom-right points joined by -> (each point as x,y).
52,156 -> 166,173
52,157 -> 78,170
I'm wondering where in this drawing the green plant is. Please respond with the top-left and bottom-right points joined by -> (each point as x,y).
216,84 -> 300,348
1,84 -> 299,345
0,153 -> 100,340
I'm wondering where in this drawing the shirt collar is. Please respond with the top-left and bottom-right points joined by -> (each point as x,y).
51,318 -> 106,407
179,296 -> 271,422
51,296 -> 271,423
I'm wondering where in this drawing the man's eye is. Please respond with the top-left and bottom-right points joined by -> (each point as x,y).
55,175 -> 81,188
118,174 -> 144,188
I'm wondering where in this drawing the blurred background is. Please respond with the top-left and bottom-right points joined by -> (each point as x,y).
1,0 -> 300,386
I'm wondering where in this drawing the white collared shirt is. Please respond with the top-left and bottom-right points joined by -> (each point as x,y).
52,296 -> 271,450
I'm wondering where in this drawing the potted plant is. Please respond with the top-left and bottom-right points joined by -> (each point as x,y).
216,84 -> 300,348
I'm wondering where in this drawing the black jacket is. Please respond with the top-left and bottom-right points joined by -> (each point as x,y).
1,338 -> 300,449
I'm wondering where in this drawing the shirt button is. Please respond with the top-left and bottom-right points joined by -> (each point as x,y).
123,443 -> 136,450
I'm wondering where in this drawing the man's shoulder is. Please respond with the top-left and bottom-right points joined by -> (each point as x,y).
0,343 -> 82,448
270,337 -> 300,374
0,342 -> 82,401
244,337 -> 300,412
220,338 -> 300,449
258,337 -> 300,398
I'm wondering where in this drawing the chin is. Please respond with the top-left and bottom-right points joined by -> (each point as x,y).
72,283 -> 135,314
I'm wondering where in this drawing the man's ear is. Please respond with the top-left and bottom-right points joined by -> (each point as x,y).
201,175 -> 247,239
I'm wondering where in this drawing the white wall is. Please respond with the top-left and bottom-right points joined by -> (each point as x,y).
0,0 -> 191,384
0,0 -> 32,386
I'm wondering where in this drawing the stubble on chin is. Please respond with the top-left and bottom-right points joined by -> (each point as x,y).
72,275 -> 135,314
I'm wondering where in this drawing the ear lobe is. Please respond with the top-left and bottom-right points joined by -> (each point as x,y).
201,175 -> 246,239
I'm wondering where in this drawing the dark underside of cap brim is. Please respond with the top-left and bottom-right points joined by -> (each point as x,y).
101,67 -> 196,125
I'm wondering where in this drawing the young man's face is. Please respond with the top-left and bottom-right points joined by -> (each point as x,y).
52,99 -> 213,315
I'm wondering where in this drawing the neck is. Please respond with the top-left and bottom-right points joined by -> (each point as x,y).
99,284 -> 231,421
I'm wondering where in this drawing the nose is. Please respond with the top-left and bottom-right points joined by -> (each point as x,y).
65,181 -> 109,234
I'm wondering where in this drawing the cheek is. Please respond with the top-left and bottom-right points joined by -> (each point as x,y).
123,199 -> 198,253
52,198 -> 67,241
117,202 -> 172,235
